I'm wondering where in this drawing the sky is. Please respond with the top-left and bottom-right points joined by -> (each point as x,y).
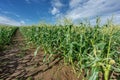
0,0 -> 120,26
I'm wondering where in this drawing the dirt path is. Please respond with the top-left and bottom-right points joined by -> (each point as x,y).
0,29 -> 82,80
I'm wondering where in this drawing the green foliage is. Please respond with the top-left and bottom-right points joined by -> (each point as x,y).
0,25 -> 17,50
20,23 -> 120,80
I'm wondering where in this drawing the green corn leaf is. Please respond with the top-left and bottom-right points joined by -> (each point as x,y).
111,66 -> 120,72
34,46 -> 40,57
89,68 -> 99,80
96,42 -> 106,50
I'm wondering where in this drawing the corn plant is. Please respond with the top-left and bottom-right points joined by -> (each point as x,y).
20,22 -> 120,80
0,25 -> 17,50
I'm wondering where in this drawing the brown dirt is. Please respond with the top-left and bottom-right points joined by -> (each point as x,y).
0,29 -> 83,80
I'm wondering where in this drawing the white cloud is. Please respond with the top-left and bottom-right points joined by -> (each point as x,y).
64,0 -> 120,24
50,0 -> 64,15
51,7 -> 60,15
20,20 -> 25,24
69,0 -> 85,8
89,11 -> 120,25
51,0 -> 63,8
0,16 -> 25,26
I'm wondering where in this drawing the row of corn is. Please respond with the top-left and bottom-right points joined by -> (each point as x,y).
20,24 -> 120,80
0,25 -> 17,50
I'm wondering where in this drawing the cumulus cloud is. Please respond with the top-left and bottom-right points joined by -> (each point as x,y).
51,7 -> 60,15
51,0 -> 64,15
0,16 -> 25,26
59,0 -> 120,24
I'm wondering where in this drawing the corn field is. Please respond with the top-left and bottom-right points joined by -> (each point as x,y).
0,26 -> 17,50
19,23 -> 120,80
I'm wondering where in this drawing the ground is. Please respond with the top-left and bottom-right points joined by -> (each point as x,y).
0,29 -> 83,80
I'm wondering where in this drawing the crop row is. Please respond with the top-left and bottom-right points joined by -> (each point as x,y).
0,26 -> 17,50
20,24 -> 120,80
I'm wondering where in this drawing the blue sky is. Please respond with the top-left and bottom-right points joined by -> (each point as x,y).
0,0 -> 120,26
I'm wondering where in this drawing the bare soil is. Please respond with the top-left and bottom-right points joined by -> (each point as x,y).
0,29 -> 83,80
